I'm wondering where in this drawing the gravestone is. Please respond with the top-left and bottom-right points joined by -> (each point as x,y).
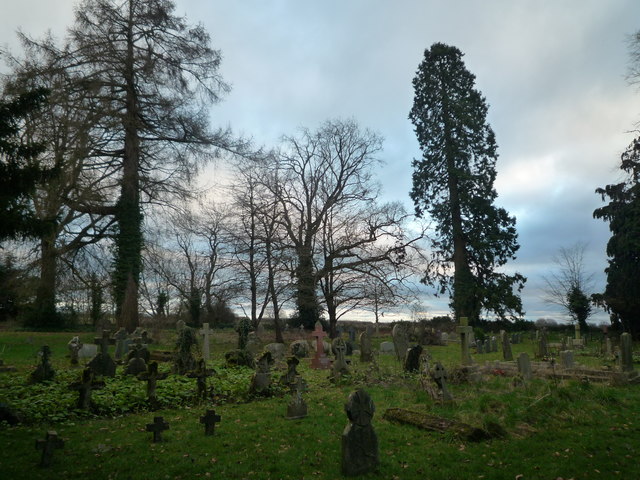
517,352 -> 532,381
29,345 -> 55,384
68,336 -> 83,366
245,332 -> 263,356
500,330 -> 513,361
176,319 -> 186,332
265,343 -> 287,361
560,350 -> 574,369
476,340 -> 484,354
490,336 -> 498,353
36,430 -> 64,467
200,409 -> 221,436
78,344 -> 98,360
310,322 -> 331,369
286,376 -> 308,420
187,359 -> 215,401
113,328 -> 129,362
289,339 -> 310,358
140,330 -> 153,345
250,351 -> 274,394
173,327 -> 198,375
348,327 -> 357,343
359,330 -> 373,362
431,362 -> 453,401
484,339 -> 490,353
199,323 -> 213,361
379,341 -> 394,355
330,338 -> 350,381
621,333 -> 635,373
392,324 -> 409,363
605,337 -> 613,357
138,361 -> 168,409
440,332 -> 449,344
280,356 -> 300,387
124,342 -> 148,376
88,330 -> 116,377
537,328 -> 549,358
455,317 -> 473,365
146,416 -> 169,443
341,389 -> 379,476
69,367 -> 105,410
403,345 -> 423,373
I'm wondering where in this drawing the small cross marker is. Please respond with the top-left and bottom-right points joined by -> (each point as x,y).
200,409 -> 221,436
146,416 -> 169,442
35,430 -> 64,467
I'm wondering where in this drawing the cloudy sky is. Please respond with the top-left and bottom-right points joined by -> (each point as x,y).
2,0 -> 640,324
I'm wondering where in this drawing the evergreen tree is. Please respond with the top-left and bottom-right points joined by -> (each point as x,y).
409,43 -> 525,324
593,137 -> 640,337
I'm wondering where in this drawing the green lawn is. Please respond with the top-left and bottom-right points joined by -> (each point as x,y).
0,329 -> 638,479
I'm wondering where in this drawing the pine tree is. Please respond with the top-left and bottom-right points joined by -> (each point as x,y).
409,43 -> 525,324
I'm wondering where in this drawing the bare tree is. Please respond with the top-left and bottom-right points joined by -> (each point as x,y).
542,242 -> 595,330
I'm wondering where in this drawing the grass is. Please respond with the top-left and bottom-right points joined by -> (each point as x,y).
1,329 -> 639,479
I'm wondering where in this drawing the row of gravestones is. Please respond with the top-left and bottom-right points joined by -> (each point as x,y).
35,388 -> 380,476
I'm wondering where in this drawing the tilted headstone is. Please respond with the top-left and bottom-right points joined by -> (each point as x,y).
69,367 -> 105,410
621,333 -> 635,373
517,352 -> 532,381
36,430 -> 64,467
359,330 -> 373,363
310,322 -> 331,369
500,330 -> 513,361
146,416 -> 169,443
341,389 -> 379,476
199,323 -> 213,361
431,362 -> 453,401
391,324 -> 409,363
29,345 -> 55,384
403,345 -> 423,373
200,409 -> 221,436
286,375 -> 308,420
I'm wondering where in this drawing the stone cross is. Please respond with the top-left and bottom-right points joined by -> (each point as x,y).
36,430 -> 64,467
146,416 -> 169,442
455,317 -> 473,365
330,338 -> 349,380
187,359 -> 215,401
68,336 -> 83,366
342,389 -> 378,476
138,362 -> 169,408
310,322 -> 331,369
621,333 -> 635,373
286,375 -> 308,420
200,409 -> 221,436
199,322 -> 213,361
575,323 -> 581,340
431,362 -> 453,401
94,330 -> 115,355
69,368 -> 105,410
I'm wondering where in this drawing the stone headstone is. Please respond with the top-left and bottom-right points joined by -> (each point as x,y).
456,317 -> 473,365
36,430 -> 64,467
359,330 -> 372,363
250,351 -> 274,394
310,322 -> 331,369
68,336 -> 83,366
476,340 -> 484,354
286,376 -> 308,420
88,330 -> 116,377
29,345 -> 55,384
342,389 -> 379,476
392,324 -> 409,363
431,362 -> 453,401
245,332 -> 263,356
484,339 -> 490,353
348,327 -> 357,343
281,356 -> 301,387
490,336 -> 498,353
605,337 -> 613,357
537,328 -> 549,358
176,319 -> 186,332
124,342 -> 148,376
379,341 -> 394,354
500,330 -> 513,361
289,339 -> 310,358
621,333 -> 635,373
560,350 -> 574,369
199,323 -> 213,361
517,352 -> 532,381
265,343 -> 287,361
403,345 -> 423,373
78,344 -> 98,360
113,328 -> 129,362
146,416 -> 169,443
173,327 -> 198,375
330,338 -> 350,381
200,409 -> 221,436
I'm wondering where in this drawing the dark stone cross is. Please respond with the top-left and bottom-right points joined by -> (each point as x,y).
94,330 -> 115,355
146,416 -> 169,443
69,368 -> 105,410
35,430 -> 64,467
200,409 -> 221,436
138,362 -> 168,409
89,330 -> 116,377
187,359 -> 215,401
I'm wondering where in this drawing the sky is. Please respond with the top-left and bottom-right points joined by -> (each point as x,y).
2,0 -> 640,324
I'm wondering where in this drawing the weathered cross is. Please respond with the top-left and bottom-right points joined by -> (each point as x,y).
200,409 -> 222,436
69,368 -> 105,410
36,430 -> 64,467
146,416 -> 169,442
138,362 -> 169,408
455,317 -> 473,365
94,329 -> 115,355
432,362 -> 453,401
187,359 -> 215,401
199,322 -> 213,361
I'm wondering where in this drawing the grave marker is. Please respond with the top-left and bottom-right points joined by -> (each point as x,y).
146,416 -> 169,442
310,322 -> 331,369
200,409 -> 221,436
187,359 -> 215,401
391,324 -> 409,362
517,352 -> 532,381
621,333 -> 635,373
199,322 -> 213,361
500,330 -> 513,361
35,430 -> 64,467
431,362 -> 453,401
341,389 -> 378,476
286,376 -> 308,420
138,361 -> 169,409
69,368 -> 105,410
455,317 -> 473,365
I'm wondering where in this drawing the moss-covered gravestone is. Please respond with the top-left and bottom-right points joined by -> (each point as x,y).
341,389 -> 378,476
29,345 -> 55,384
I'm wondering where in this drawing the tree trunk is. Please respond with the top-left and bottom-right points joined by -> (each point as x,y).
295,243 -> 319,329
34,233 -> 60,327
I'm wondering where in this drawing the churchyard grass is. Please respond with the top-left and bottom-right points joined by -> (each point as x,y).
1,330 -> 640,479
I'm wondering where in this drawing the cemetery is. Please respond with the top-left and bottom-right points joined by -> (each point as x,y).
1,321 -> 640,479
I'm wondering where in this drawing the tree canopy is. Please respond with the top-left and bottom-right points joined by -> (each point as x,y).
409,43 -> 525,324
